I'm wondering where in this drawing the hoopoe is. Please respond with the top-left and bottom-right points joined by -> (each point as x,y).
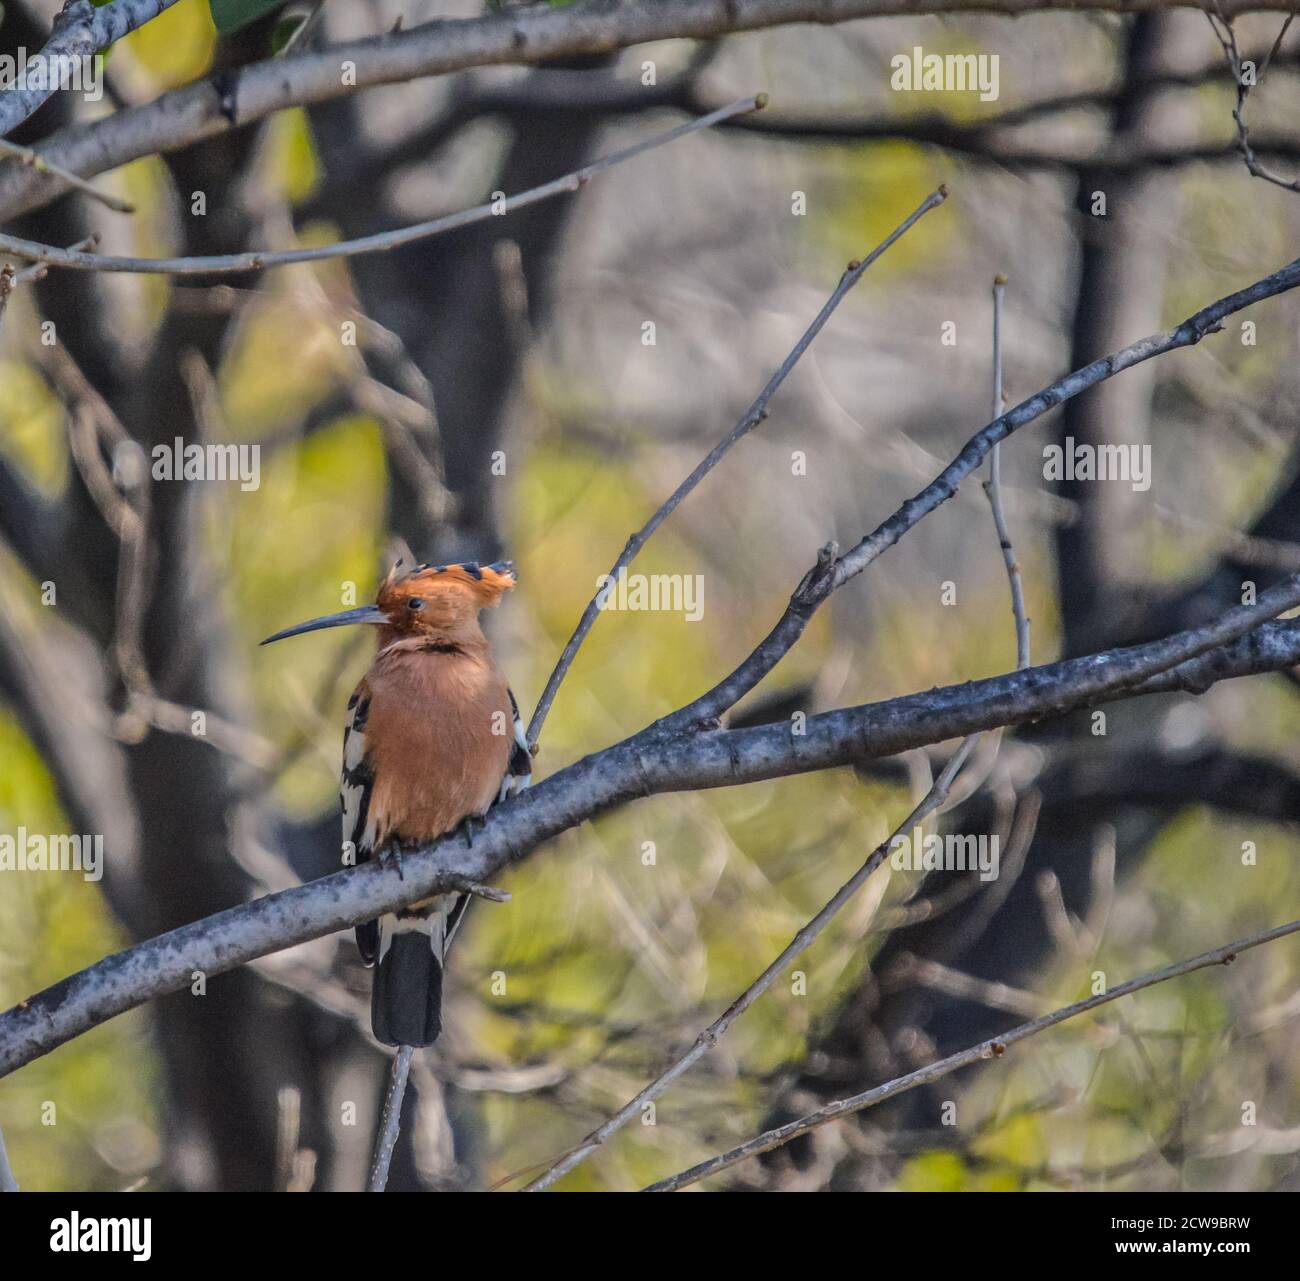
262,559 -> 531,1046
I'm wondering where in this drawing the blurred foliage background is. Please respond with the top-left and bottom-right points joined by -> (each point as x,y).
2,0 -> 1300,1191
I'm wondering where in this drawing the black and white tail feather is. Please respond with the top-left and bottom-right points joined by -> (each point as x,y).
341,687 -> 532,1047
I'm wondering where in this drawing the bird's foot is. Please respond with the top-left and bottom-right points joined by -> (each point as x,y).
378,840 -> 404,881
458,813 -> 486,848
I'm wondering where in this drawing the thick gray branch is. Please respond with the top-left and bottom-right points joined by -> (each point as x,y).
0,1 -> 181,138
0,0 -> 1285,219
2,600 -> 1298,1079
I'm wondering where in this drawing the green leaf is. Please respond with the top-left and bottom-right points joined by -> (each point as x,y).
209,0 -> 287,35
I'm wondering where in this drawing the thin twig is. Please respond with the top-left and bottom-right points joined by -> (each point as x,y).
642,918 -> 1300,1190
275,1086 -> 301,1193
368,1044 -> 414,1192
274,0 -> 327,58
522,735 -> 977,1190
982,274 -> 1030,670
527,184 -> 950,749
890,953 -> 1050,1018
656,248 -> 1300,734
1207,5 -> 1300,192
8,254 -> 1300,1078
0,137 -> 133,213
0,98 -> 765,275
881,786 -> 1039,929
5,603 -> 1300,1078
12,234 -> 98,285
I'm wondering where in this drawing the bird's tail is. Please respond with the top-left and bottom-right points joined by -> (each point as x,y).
371,913 -> 445,1047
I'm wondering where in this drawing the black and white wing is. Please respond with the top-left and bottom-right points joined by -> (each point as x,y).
340,683 -> 380,965
498,687 -> 533,803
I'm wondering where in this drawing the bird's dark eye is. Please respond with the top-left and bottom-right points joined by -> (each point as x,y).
407,598 -> 425,612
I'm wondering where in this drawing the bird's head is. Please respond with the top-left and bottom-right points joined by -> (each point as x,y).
260,559 -> 517,649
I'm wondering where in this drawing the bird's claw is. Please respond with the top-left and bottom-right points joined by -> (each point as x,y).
379,841 -> 404,881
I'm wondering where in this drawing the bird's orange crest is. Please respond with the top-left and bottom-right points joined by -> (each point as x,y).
381,559 -> 516,608
375,559 -> 517,642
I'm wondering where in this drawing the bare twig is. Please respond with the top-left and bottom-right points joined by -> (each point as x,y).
982,274 -> 1031,670
0,137 -> 133,212
642,918 -> 1300,1190
0,98 -> 765,275
12,234 -> 98,285
4,599 -> 1300,1078
359,883 -> 511,1202
368,1045 -> 414,1192
881,787 -> 1039,929
7,249 -> 1300,1078
1207,6 -> 1300,191
656,249 -> 1300,734
527,184 -> 950,748
275,1086 -> 302,1193
522,736 -> 977,1190
891,952 -> 1050,1017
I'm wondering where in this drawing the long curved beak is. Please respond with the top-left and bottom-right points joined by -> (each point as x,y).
260,605 -> 387,646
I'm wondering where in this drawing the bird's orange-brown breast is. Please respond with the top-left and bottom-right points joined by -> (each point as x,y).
363,642 -> 513,846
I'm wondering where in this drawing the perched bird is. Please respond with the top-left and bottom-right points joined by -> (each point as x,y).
262,559 -> 531,1046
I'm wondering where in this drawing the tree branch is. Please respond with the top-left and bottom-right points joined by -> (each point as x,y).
3,597 -> 1299,1079
0,0 -> 182,138
642,917 -> 1300,1190
367,1044 -> 413,1193
0,136 -> 132,213
527,183 -> 949,748
983,274 -> 1031,670
522,737 -> 979,1190
659,249 -> 1300,731
0,98 -> 762,274
0,0 -> 1288,220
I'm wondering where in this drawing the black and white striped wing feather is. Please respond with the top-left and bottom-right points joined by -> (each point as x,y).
340,685 -> 381,965
498,687 -> 533,803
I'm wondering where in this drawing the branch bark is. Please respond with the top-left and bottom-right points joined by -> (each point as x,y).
527,183 -> 949,747
3,600 -> 1299,1079
657,249 -> 1300,732
0,0 -> 1288,219
0,0 -> 182,138
0,97 -> 763,274
522,737 -> 980,1190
